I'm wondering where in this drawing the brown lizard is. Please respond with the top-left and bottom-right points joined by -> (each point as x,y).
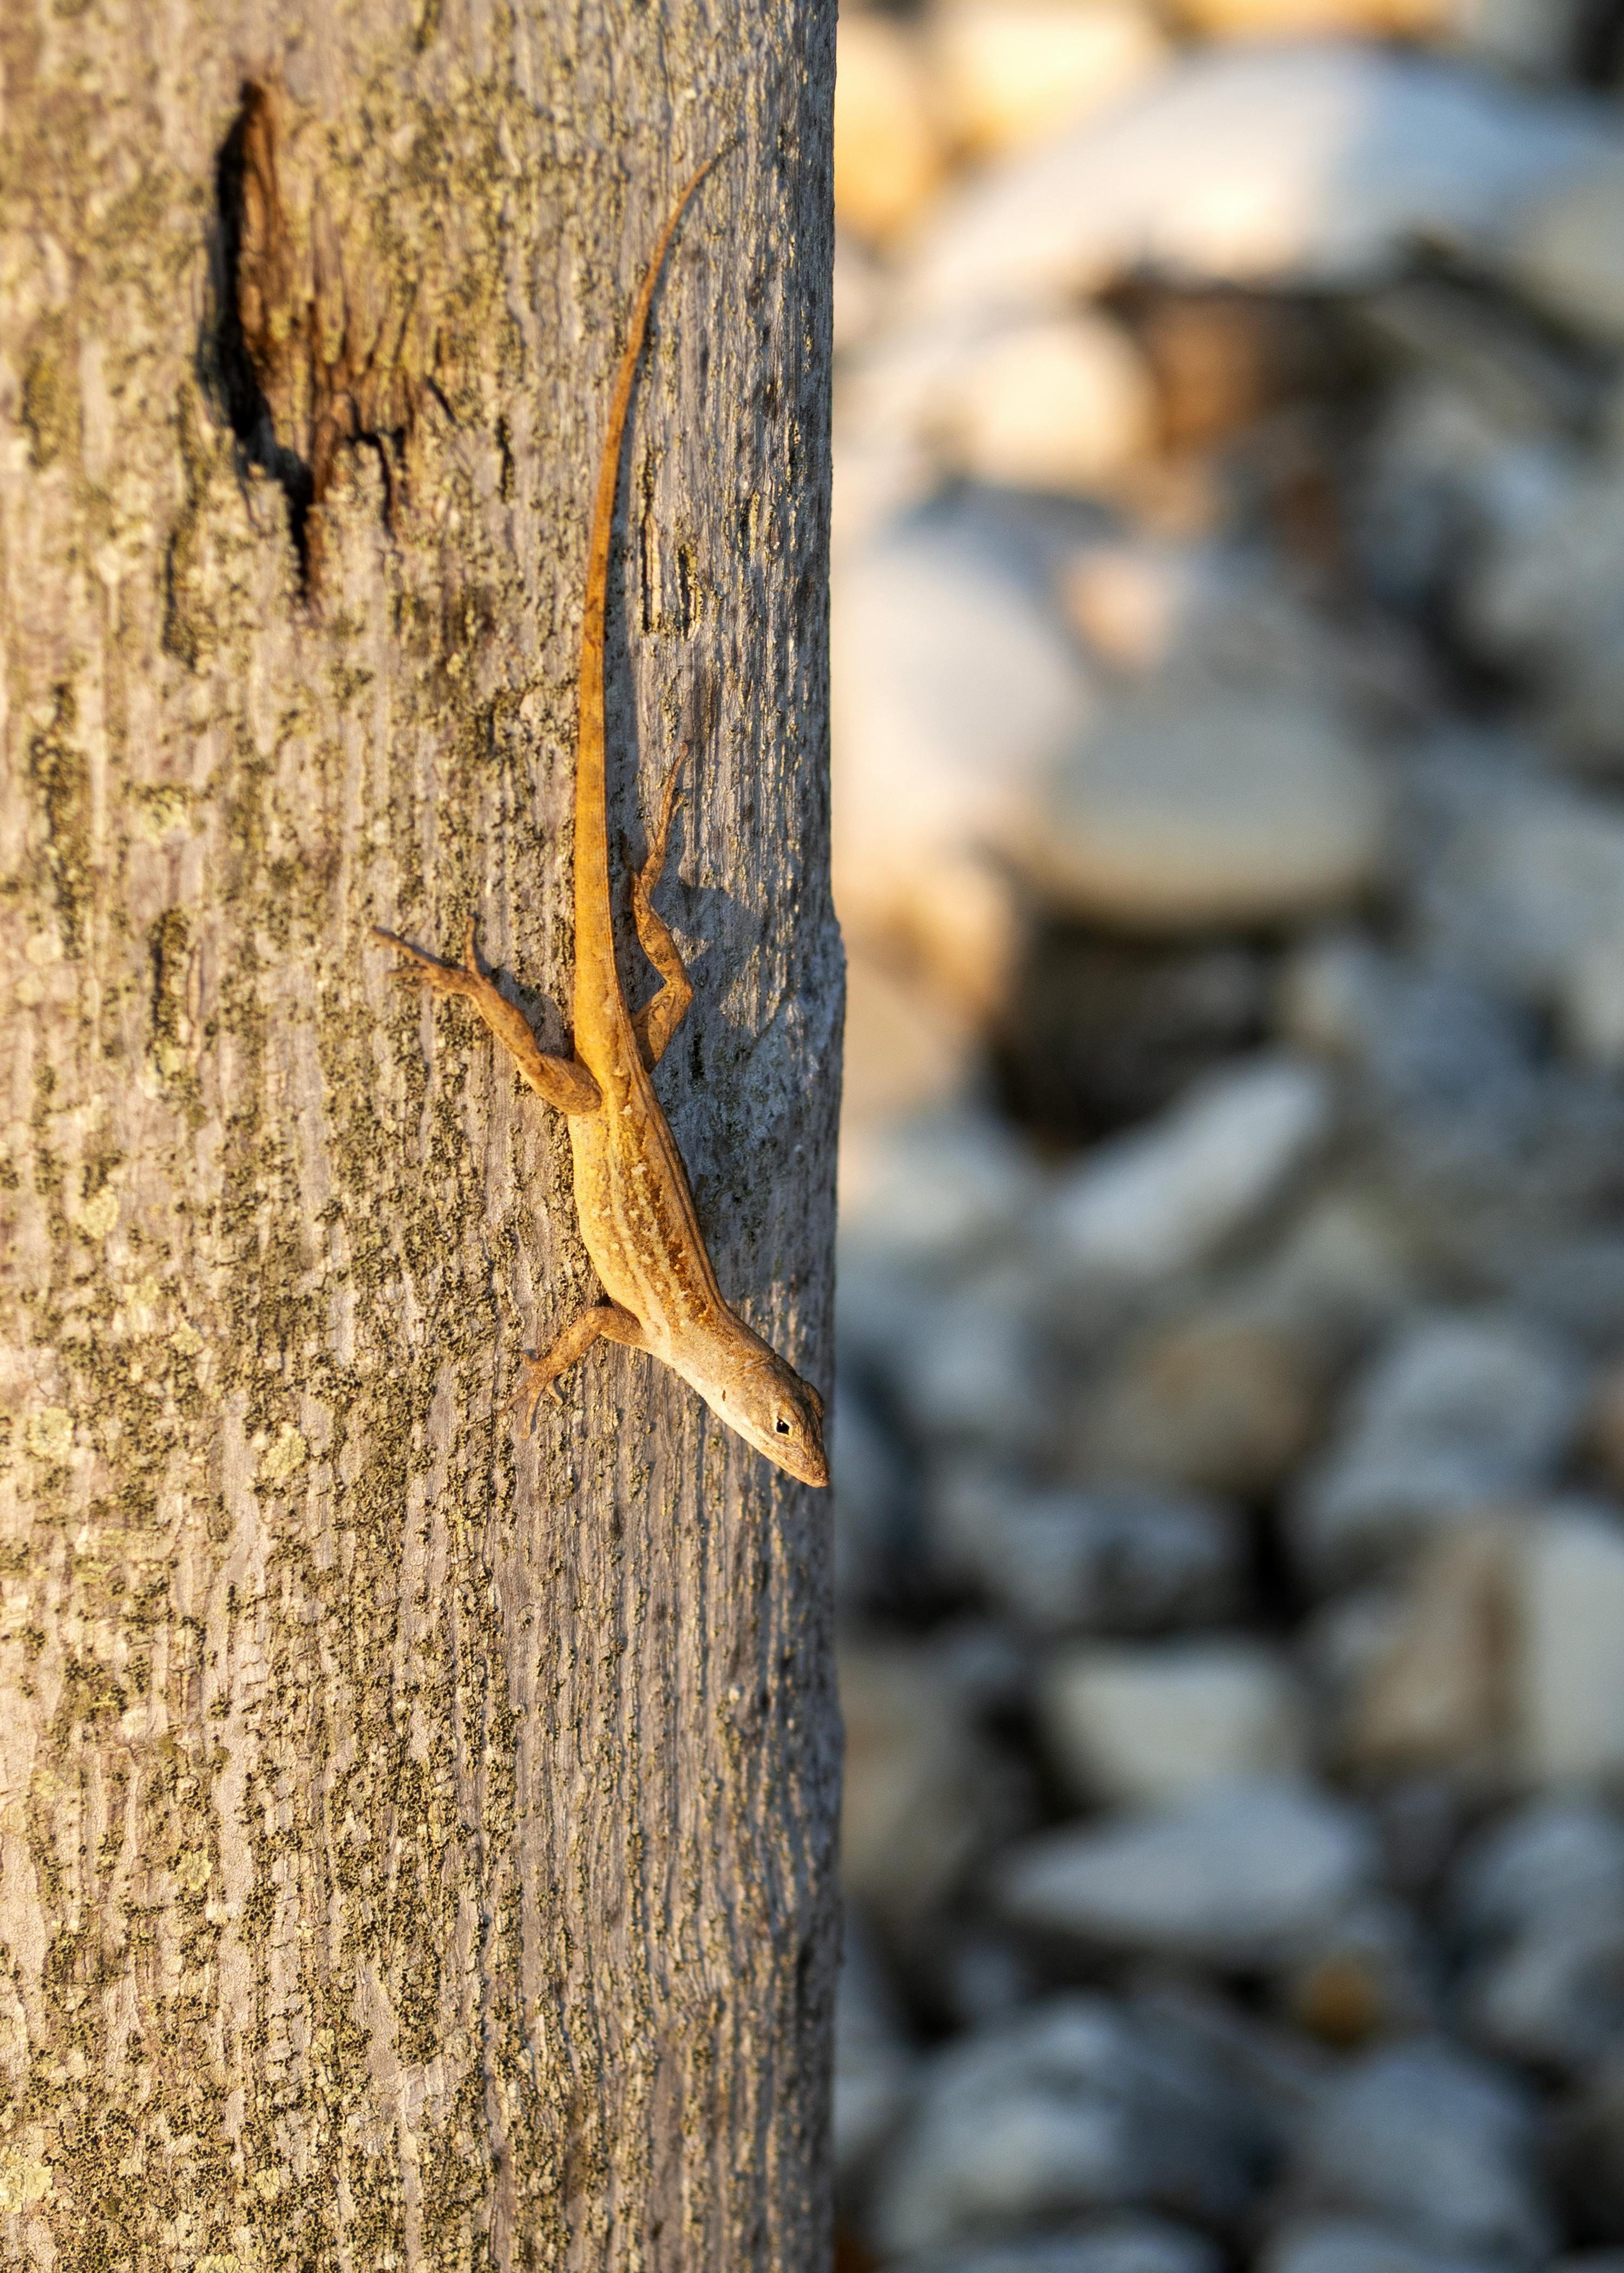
374,158 -> 829,1489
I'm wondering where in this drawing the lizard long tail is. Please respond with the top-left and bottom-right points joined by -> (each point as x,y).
573,154 -> 721,1050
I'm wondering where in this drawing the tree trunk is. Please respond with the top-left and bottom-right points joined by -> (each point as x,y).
0,5 -> 841,2267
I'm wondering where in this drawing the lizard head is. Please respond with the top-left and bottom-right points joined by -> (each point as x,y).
717,1348 -> 829,1488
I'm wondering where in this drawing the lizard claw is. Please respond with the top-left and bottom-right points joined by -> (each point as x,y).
506,1354 -> 560,1436
373,926 -> 437,981
374,922 -> 486,1001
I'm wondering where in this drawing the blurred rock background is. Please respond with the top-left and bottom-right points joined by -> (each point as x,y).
827,4 -> 1624,2269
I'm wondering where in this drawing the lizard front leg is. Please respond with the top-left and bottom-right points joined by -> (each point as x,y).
627,751 -> 696,1071
375,918 -> 601,1115
509,1301 -> 645,1432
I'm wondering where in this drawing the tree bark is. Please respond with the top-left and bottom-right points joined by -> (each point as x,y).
0,5 -> 841,2267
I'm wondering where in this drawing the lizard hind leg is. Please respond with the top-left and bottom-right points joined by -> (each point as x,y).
628,748 -> 697,1070
508,1301 -> 645,1434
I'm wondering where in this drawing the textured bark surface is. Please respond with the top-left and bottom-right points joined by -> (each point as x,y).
0,5 -> 840,2267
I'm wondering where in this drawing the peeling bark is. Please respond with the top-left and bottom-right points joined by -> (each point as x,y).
0,5 -> 841,2267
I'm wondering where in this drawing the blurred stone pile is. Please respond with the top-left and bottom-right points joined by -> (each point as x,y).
828,4 -> 1624,2270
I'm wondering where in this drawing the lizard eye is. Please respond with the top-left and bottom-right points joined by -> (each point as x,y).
775,1416 -> 791,1435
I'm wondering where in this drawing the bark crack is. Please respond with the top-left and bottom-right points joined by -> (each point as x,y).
212,83 -> 318,586
209,80 -> 421,595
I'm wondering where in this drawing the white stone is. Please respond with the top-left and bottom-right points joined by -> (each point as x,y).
1301,1586 -> 1410,1759
1069,1305 -> 1324,1498
1560,928 -> 1624,1073
839,305 -> 1154,500
1238,1193 -> 1419,1357
1511,1502 -> 1624,1787
886,1267 -> 1049,1452
1356,375 -> 1569,623
1497,153 -> 1624,345
831,431 -> 938,558
1046,1057 -> 1332,1284
1448,1796 -> 1624,1944
1276,935 -> 1393,1063
839,1109 -> 1042,1276
1029,679 -> 1389,934
831,508 -> 1095,1011
835,1925 -> 918,2186
932,0 -> 1169,161
935,313 -> 1156,497
1060,539 -> 1374,700
1460,1793 -> 1624,2073
834,14 -> 947,245
1341,1522 -> 1513,1779
1461,1911 -> 1624,2074
839,316 -> 990,456
892,2218 -> 1222,2273
1447,0 -> 1589,78
837,944 -> 984,1160
1289,2039 -> 1554,2266
1289,1312 -> 1582,1586
870,1994 -> 1260,2257
1262,2218 -> 1504,2273
839,1243 -> 1048,1460
1059,541 -> 1216,674
903,42 -> 1607,319
840,1641 -> 989,1928
1460,496 -> 1624,777
1427,771 -> 1624,1004
997,1779 -> 1376,1966
934,1470 -> 1245,1636
1040,1637 -> 1307,1806
834,231 -> 888,355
